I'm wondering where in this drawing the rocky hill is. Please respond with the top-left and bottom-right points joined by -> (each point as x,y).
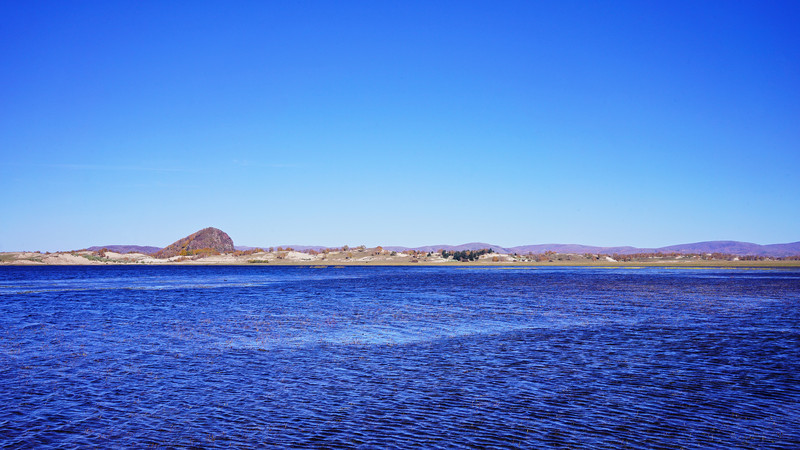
155,227 -> 235,258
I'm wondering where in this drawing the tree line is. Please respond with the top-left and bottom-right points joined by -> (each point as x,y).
441,248 -> 494,262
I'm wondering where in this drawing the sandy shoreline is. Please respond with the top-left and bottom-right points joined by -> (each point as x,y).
2,250 -> 798,268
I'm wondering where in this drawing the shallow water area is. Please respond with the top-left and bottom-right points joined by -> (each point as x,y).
1,266 -> 798,447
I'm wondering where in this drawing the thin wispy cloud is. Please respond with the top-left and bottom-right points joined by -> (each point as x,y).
232,159 -> 300,169
124,182 -> 202,189
50,163 -> 194,173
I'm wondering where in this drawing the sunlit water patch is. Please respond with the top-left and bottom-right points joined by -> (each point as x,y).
1,266 -> 798,448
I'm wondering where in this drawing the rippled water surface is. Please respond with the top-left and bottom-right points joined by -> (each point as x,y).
1,266 -> 799,448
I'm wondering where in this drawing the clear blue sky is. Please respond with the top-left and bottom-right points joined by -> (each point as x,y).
2,1 -> 798,251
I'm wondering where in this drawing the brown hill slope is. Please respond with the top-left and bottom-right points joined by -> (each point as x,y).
155,227 -> 235,258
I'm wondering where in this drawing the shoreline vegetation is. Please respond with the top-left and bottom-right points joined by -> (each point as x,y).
2,247 -> 800,268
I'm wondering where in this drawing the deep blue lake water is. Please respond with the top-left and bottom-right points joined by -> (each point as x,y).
1,266 -> 798,448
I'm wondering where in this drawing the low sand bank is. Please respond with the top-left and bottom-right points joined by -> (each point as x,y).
2,249 -> 798,268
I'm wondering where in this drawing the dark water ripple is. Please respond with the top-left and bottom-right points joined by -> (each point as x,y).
1,266 -> 799,448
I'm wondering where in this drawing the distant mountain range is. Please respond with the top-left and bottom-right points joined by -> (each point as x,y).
87,245 -> 162,254
379,241 -> 800,257
233,240 -> 800,257
88,234 -> 800,258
